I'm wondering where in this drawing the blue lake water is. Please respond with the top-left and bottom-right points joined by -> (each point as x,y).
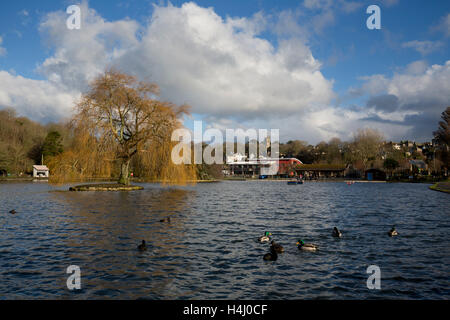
0,181 -> 449,299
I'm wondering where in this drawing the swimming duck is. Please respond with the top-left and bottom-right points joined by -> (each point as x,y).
9,210 -> 16,215
297,239 -> 318,251
263,247 -> 278,261
137,240 -> 147,251
258,232 -> 272,242
388,226 -> 398,237
332,227 -> 342,238
270,240 -> 285,253
160,217 -> 171,223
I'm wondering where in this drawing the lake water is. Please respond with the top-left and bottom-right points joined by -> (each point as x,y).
0,181 -> 449,299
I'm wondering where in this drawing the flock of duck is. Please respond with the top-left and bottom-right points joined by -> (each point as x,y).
8,209 -> 398,257
259,225 -> 399,261
137,222 -> 399,257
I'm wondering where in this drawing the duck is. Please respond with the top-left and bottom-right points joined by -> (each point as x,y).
388,226 -> 398,237
270,240 -> 285,253
9,210 -> 16,215
258,232 -> 272,242
297,239 -> 318,251
160,217 -> 171,223
263,247 -> 278,261
332,227 -> 342,238
137,240 -> 147,251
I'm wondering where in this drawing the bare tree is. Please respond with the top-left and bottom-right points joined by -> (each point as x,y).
433,107 -> 450,147
73,69 -> 189,185
433,107 -> 450,171
351,128 -> 385,170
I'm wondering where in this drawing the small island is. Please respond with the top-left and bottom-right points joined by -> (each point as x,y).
69,184 -> 144,191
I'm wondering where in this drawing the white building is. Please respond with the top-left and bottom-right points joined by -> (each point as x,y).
33,165 -> 49,178
226,153 -> 247,164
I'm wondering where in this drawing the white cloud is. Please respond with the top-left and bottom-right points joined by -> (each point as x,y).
0,71 -> 79,122
380,0 -> 400,8
349,60 -> 450,141
435,13 -> 450,37
0,36 -> 6,57
301,0 -> 363,34
0,1 -> 448,144
37,2 -> 334,120
402,40 -> 443,55
38,2 -> 140,92
386,61 -> 450,109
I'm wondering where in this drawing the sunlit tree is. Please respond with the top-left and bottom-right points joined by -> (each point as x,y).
61,69 -> 190,185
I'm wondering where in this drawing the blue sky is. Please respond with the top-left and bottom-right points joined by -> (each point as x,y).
0,0 -> 449,143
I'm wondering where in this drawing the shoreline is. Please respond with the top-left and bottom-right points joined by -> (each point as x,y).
1,177 -> 443,185
429,181 -> 450,194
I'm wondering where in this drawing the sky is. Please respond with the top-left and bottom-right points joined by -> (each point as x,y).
0,0 -> 449,144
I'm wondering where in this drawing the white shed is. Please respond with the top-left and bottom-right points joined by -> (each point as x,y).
33,165 -> 49,178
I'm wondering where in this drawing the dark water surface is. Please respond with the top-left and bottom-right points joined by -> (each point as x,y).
0,181 -> 449,299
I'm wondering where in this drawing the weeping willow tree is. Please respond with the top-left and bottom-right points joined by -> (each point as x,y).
48,69 -> 196,185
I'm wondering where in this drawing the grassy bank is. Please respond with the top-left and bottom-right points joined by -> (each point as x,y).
429,181 -> 450,194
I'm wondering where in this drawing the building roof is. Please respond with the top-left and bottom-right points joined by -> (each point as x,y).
409,160 -> 427,169
296,164 -> 346,171
33,165 -> 49,171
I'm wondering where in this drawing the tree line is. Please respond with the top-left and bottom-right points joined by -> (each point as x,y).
0,108 -> 68,176
1,69 -> 449,182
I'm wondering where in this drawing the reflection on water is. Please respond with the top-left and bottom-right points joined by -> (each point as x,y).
0,181 -> 449,299
50,186 -> 194,299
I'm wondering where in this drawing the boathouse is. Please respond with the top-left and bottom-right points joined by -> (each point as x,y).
365,168 -> 386,181
295,164 -> 346,179
33,165 -> 49,178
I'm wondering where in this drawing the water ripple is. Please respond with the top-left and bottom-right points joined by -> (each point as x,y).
0,181 -> 449,299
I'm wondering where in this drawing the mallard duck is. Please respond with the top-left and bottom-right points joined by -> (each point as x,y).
160,217 -> 171,223
137,240 -> 147,251
258,232 -> 272,242
270,240 -> 285,253
263,247 -> 278,261
388,226 -> 398,237
332,227 -> 342,238
9,210 -> 16,215
297,239 -> 318,251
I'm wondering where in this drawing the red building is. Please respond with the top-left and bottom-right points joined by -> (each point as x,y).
277,158 -> 303,176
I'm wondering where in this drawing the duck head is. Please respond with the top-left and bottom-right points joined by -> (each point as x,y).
296,240 -> 305,247
265,232 -> 272,236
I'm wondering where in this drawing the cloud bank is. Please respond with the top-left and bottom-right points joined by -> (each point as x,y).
0,2 -> 448,143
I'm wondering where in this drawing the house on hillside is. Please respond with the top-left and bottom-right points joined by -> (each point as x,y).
409,160 -> 427,173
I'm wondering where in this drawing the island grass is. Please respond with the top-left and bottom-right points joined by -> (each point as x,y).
69,183 -> 144,191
